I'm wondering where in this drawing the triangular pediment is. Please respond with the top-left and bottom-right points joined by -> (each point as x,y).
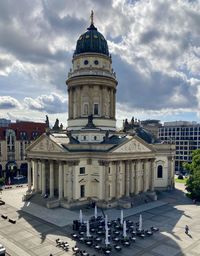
112,136 -> 153,153
27,134 -> 64,153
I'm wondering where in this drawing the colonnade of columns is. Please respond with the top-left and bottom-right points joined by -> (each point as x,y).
27,158 -> 155,203
27,159 -> 78,201
99,158 -> 155,201
68,85 -> 116,120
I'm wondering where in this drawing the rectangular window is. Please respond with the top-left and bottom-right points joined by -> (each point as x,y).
94,103 -> 99,115
80,167 -> 85,174
80,185 -> 85,198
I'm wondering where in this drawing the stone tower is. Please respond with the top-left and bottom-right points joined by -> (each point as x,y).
66,11 -> 118,131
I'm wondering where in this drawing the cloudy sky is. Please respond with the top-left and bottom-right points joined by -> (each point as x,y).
0,0 -> 200,128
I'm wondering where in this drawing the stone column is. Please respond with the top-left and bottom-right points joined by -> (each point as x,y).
125,161 -> 130,197
150,159 -> 156,191
58,161 -> 63,200
101,86 -> 105,116
118,161 -> 123,198
115,162 -> 119,198
32,160 -> 38,192
68,88 -> 71,119
130,161 -> 135,194
63,162 -> 68,198
168,156 -> 174,189
110,162 -> 115,199
110,89 -> 113,118
105,162 -> 110,201
49,161 -> 54,198
67,166 -> 72,201
27,160 -> 32,191
121,161 -> 125,196
98,160 -> 108,200
99,86 -> 103,116
41,161 -> 46,196
77,86 -> 80,117
135,160 -> 140,195
72,165 -> 76,200
143,160 -> 146,192
113,90 -> 116,118
37,160 -> 42,192
140,160 -> 144,192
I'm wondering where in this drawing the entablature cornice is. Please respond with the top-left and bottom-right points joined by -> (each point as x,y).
67,76 -> 117,87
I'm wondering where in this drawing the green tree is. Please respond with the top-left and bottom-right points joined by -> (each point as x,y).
184,149 -> 200,200
0,177 -> 5,186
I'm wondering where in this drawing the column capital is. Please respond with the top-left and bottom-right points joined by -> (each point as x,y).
67,160 -> 79,166
98,160 -> 110,166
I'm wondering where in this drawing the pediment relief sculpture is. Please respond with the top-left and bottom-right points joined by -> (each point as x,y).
114,138 -> 151,153
32,138 -> 62,153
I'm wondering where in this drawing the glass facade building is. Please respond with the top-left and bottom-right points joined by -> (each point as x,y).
159,121 -> 200,172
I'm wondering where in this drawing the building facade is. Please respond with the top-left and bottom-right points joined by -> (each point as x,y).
25,14 -> 175,208
0,118 -> 11,127
0,121 -> 46,178
159,121 -> 200,172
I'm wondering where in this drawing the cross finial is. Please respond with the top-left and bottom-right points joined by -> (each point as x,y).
90,10 -> 94,25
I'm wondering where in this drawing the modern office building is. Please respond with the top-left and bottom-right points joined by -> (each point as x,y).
158,121 -> 200,172
0,121 -> 46,178
25,13 -> 175,209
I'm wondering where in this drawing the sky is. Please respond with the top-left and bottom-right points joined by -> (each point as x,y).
0,0 -> 200,128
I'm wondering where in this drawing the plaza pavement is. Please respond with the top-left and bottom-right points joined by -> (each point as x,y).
0,184 -> 200,256
0,187 -> 167,227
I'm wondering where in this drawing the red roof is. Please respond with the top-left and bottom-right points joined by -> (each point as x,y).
0,121 -> 46,141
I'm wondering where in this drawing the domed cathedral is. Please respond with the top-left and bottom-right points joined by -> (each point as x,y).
67,10 -> 117,132
25,11 -> 175,209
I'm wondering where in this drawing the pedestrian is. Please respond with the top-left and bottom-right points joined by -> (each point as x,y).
185,225 -> 189,235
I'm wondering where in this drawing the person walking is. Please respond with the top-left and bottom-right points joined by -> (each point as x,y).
185,225 -> 189,235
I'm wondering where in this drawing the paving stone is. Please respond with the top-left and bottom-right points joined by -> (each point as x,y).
152,244 -> 181,256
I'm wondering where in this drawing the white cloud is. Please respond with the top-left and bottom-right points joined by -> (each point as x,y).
0,96 -> 21,109
0,0 -> 200,123
24,93 -> 67,114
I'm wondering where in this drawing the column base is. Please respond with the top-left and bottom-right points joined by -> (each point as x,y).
46,199 -> 60,208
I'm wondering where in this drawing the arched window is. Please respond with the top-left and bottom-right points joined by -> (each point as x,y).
157,165 -> 163,178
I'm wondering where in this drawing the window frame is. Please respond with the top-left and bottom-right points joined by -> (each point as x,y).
93,103 -> 99,116
157,165 -> 163,178
80,167 -> 85,175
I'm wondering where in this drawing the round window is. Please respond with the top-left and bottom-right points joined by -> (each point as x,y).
94,60 -> 99,65
84,60 -> 89,65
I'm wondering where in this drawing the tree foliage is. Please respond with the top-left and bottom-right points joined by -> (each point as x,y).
0,177 -> 5,186
185,149 -> 200,200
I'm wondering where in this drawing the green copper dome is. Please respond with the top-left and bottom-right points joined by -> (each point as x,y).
74,23 -> 109,56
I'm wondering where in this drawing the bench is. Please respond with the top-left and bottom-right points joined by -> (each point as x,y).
8,218 -> 16,224
1,214 -> 7,219
0,200 -> 5,206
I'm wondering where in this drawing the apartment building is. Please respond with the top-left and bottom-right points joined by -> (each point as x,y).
0,121 -> 46,178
